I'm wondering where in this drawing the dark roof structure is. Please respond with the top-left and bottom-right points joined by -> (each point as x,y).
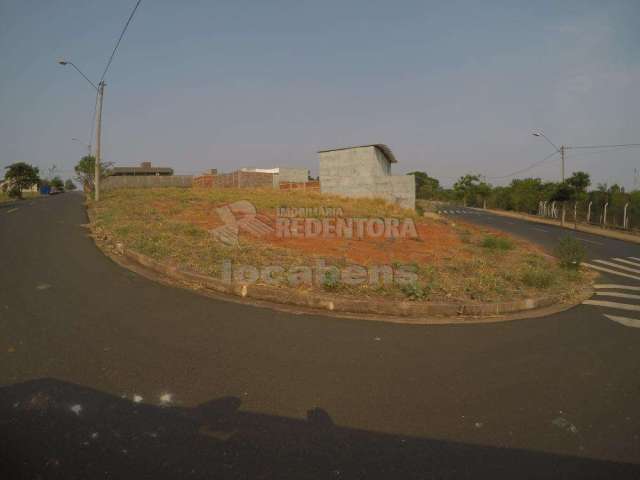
110,162 -> 174,176
317,144 -> 397,164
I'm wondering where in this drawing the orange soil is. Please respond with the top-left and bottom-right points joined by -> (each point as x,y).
257,221 -> 467,266
149,198 -> 542,266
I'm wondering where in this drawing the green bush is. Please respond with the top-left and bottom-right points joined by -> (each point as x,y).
400,281 -> 427,300
481,235 -> 513,251
7,185 -> 22,199
521,268 -> 554,288
321,269 -> 340,290
554,235 -> 585,269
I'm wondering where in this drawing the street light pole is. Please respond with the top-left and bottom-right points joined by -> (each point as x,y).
58,59 -> 103,201
95,81 -> 105,202
532,131 -> 564,182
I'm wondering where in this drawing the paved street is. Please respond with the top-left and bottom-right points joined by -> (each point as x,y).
1,194 -> 640,478
438,207 -> 640,329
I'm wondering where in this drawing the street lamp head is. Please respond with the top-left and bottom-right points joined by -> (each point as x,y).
532,132 -> 542,137
57,59 -> 68,65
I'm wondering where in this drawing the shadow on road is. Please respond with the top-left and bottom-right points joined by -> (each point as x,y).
1,378 -> 638,479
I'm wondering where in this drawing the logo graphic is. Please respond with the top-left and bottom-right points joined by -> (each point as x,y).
210,200 -> 419,244
210,200 -> 274,246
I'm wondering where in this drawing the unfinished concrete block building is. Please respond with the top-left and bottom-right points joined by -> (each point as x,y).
318,144 -> 415,210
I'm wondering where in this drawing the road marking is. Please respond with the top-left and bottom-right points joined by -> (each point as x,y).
582,300 -> 640,312
593,259 -> 640,275
582,263 -> 640,281
594,284 -> 640,291
595,291 -> 640,301
629,257 -> 640,262
603,314 -> 640,329
6,208 -> 18,214
576,237 -> 603,245
613,258 -> 640,268
533,227 -> 549,233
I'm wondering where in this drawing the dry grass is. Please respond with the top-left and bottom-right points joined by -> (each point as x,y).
90,187 -> 592,303
0,191 -> 39,203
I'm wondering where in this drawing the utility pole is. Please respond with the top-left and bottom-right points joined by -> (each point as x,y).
94,81 -> 105,202
560,145 -> 565,182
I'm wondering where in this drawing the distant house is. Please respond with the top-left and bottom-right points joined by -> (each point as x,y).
0,179 -> 38,193
318,144 -> 415,210
110,162 -> 173,177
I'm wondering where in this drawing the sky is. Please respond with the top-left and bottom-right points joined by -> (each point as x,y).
1,0 -> 639,188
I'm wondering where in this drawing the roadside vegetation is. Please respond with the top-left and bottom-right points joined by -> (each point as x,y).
0,191 -> 40,203
2,162 -> 40,199
91,187 -> 593,305
414,170 -> 640,231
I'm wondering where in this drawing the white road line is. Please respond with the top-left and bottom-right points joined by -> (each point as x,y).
576,237 -> 604,245
583,300 -> 640,312
603,314 -> 640,329
613,258 -> 640,268
533,227 -> 549,233
594,284 -> 640,291
593,259 -> 640,275
582,263 -> 640,281
629,257 -> 640,262
6,208 -> 18,214
595,291 -> 640,301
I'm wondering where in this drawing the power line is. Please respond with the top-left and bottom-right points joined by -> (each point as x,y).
77,1 -> 142,156
486,150 -> 559,180
484,142 -> 640,181
569,143 -> 640,150
99,0 -> 143,83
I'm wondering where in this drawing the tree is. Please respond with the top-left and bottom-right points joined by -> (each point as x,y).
408,171 -> 441,199
50,176 -> 64,189
74,155 -> 112,192
551,183 -> 575,226
475,181 -> 492,209
566,171 -> 591,194
64,179 -> 77,191
508,178 -> 543,213
3,162 -> 40,199
453,174 -> 481,206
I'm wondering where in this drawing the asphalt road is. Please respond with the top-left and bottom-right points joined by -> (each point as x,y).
1,194 -> 639,479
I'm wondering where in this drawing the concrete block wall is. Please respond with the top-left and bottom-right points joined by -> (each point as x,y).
209,171 -> 275,189
193,175 -> 215,188
238,171 -> 274,188
319,146 -> 415,210
275,167 -> 309,184
101,175 -> 193,192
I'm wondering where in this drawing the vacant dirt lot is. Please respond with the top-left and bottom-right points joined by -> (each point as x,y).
90,187 -> 592,304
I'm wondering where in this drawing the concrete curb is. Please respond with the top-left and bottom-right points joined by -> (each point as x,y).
87,206 -> 592,325
470,207 -> 640,245
118,249 -> 591,324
